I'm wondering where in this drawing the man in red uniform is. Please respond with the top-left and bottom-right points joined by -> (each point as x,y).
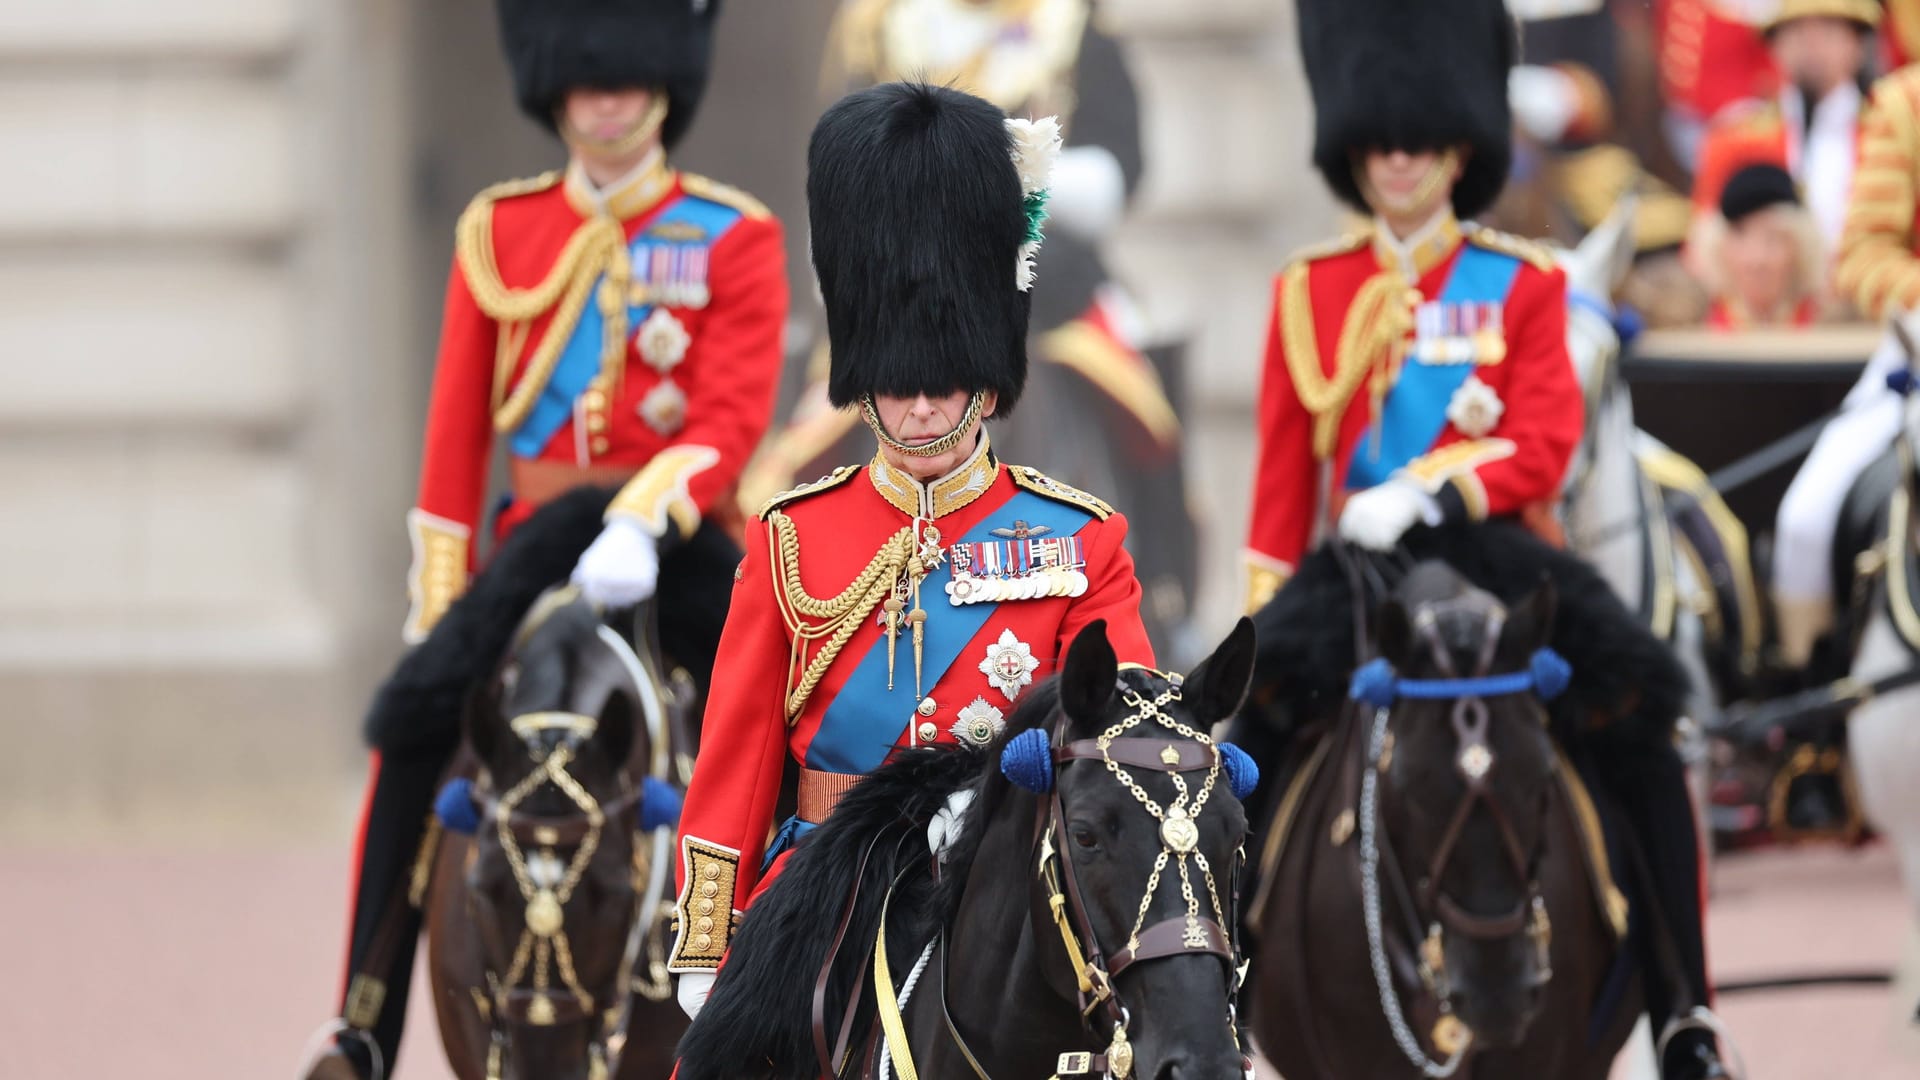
1249,1 -> 1729,1075
304,2 -> 786,1076
664,81 -> 1155,1020
1685,0 -> 1877,271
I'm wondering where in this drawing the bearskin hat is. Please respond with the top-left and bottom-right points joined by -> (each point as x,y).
495,0 -> 720,148
1297,0 -> 1515,220
809,83 -> 1034,416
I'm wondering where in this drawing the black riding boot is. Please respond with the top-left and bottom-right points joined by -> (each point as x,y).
1585,737 -> 1728,1080
311,748 -> 451,1079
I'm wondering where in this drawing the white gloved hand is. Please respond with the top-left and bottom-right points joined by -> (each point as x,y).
677,971 -> 715,1021
927,788 -> 976,862
1046,145 -> 1128,242
571,517 -> 659,609
1509,64 -> 1580,143
1338,480 -> 1440,552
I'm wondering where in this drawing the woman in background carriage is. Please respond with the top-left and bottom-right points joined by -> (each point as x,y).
1242,0 -> 1730,1075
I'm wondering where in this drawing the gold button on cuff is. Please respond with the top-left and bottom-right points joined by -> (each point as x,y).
701,864 -> 721,881
693,898 -> 715,916
698,881 -> 719,898
692,933 -> 713,951
694,916 -> 714,933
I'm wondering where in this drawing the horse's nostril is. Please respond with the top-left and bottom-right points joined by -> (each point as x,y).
1153,1062 -> 1184,1080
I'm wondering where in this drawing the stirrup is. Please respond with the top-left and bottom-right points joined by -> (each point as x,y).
296,1019 -> 385,1080
1656,1006 -> 1746,1080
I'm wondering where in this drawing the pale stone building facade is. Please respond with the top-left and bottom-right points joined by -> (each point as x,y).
0,0 -> 1332,836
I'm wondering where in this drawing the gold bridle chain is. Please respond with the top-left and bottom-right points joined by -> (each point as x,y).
494,744 -> 607,1017
1095,686 -> 1232,953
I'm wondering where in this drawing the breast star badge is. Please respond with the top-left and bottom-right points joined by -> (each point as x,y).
951,697 -> 1007,747
980,628 -> 1040,702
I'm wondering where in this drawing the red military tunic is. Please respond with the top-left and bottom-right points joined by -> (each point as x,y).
666,436 -> 1153,971
1243,216 -> 1583,612
405,157 -> 788,640
1657,0 -> 1777,124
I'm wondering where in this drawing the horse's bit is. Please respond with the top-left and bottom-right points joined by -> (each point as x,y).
1347,595 -> 1571,1077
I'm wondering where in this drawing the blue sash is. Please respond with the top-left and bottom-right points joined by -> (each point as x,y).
1345,245 -> 1522,489
805,491 -> 1094,775
508,194 -> 743,458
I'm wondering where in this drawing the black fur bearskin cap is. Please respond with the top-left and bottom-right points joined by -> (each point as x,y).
495,0 -> 720,149
1297,0 -> 1515,220
809,82 -> 1032,416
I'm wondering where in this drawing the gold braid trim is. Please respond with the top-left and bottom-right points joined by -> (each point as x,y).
1279,263 -> 1416,460
454,181 -> 632,435
768,511 -> 916,721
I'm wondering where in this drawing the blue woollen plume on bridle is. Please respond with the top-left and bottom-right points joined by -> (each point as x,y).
432,775 -> 683,835
1000,729 -> 1260,800
1346,647 -> 1573,710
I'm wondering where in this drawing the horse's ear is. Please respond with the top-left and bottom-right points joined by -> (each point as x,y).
1504,576 -> 1559,657
1184,617 -> 1257,723
1061,619 -> 1119,724
598,688 -> 635,768
1376,599 -> 1415,668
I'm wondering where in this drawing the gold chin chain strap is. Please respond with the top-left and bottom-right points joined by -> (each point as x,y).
492,741 -> 607,1029
769,512 -> 948,719
1099,685 -> 1233,960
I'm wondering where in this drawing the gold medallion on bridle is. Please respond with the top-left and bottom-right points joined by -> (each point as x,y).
1432,1014 -> 1472,1056
1160,808 -> 1199,854
526,888 -> 565,938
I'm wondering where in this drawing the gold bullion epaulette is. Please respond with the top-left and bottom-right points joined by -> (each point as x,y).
758,464 -> 861,519
681,172 -> 772,220
1467,226 -> 1557,273
1284,228 -> 1374,268
459,171 -> 562,223
1008,465 -> 1114,520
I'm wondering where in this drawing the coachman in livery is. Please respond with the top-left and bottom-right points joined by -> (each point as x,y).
1240,1 -> 1734,1077
306,1 -> 786,1076
665,82 -> 1157,1023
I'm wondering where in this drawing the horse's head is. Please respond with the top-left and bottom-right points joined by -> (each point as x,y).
1358,562 -> 1563,1051
455,587 -> 670,1078
1000,618 -> 1258,1080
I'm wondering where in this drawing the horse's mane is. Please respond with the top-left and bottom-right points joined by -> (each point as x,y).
364,485 -> 615,758
677,680 -> 1062,1080
1247,521 -> 1690,749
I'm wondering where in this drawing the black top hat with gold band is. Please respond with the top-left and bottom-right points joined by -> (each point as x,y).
809,83 -> 1060,423
495,0 -> 720,148
1764,0 -> 1881,33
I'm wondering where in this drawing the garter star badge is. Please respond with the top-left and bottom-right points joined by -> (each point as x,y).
980,629 -> 1040,702
951,697 -> 1007,747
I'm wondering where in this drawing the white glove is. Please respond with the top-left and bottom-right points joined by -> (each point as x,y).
1338,481 -> 1440,552
677,971 -> 715,1021
571,517 -> 659,609
1509,64 -> 1580,143
1046,145 -> 1127,242
927,788 -> 976,862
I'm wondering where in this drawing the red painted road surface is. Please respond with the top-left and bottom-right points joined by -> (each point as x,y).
4,834 -> 1916,1079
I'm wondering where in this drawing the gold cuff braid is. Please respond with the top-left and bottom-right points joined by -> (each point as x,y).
404,510 -> 471,643
607,444 -> 721,539
1243,558 -> 1290,616
669,838 -> 741,970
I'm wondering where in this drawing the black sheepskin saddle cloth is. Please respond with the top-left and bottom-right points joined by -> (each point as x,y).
1248,521 -> 1692,751
675,747 -> 984,1080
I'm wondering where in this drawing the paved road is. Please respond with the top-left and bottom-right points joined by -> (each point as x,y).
5,834 -> 1916,1079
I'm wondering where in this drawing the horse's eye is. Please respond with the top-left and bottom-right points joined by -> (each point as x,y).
1070,826 -> 1099,851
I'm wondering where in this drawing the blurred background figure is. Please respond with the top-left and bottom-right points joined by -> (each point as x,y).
1685,0 -> 1877,281
1701,162 -> 1826,328
1656,0 -> 1783,167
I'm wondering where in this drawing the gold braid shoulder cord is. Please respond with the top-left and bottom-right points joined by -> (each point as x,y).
1278,262 -> 1419,460
768,511 -> 931,721
455,192 -> 632,435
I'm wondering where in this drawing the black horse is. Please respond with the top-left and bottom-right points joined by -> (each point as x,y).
425,590 -> 695,1080
676,619 -> 1261,1079
1231,524 -> 1706,1078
